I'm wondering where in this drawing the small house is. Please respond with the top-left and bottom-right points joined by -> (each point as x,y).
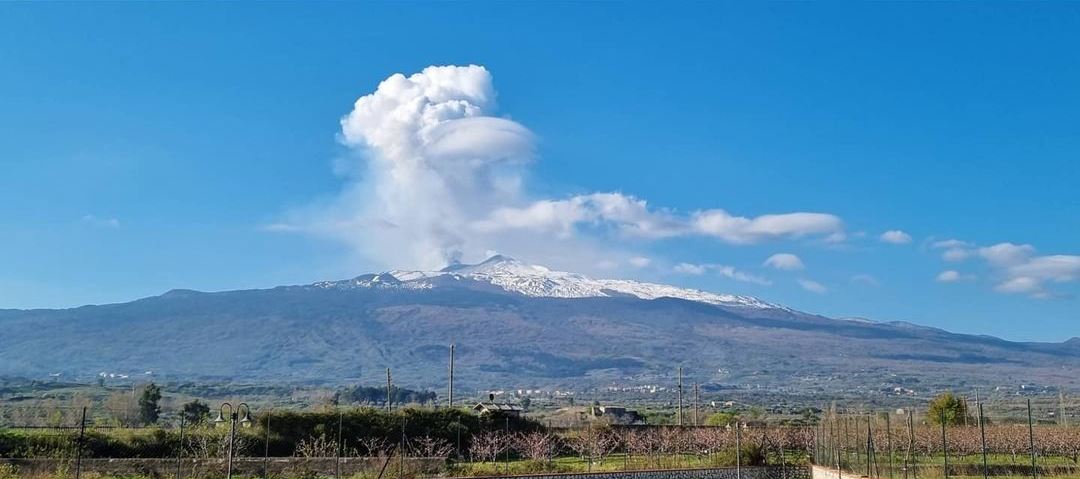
473,402 -> 524,417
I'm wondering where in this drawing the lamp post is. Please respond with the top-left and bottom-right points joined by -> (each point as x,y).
214,402 -> 252,479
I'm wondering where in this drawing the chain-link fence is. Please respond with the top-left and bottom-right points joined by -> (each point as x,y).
811,397 -> 1080,479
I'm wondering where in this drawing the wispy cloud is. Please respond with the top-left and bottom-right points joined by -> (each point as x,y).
797,278 -> 827,294
673,262 -> 772,285
851,274 -> 880,287
81,214 -> 120,228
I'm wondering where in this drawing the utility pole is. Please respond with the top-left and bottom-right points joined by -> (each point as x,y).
974,389 -> 981,424
677,367 -> 684,426
693,382 -> 700,426
1061,389 -> 1068,427
386,368 -> 393,412
448,344 -> 455,408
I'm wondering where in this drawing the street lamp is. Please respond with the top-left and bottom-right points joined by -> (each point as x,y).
214,402 -> 251,479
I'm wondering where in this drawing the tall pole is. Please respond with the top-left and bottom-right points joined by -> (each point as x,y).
1060,390 -> 1068,427
176,414 -> 186,479
834,415 -> 841,473
908,410 -> 916,479
677,367 -> 684,426
940,410 -> 949,479
887,412 -> 894,479
1028,398 -> 1037,479
336,410 -> 343,479
386,368 -> 393,412
398,418 -> 405,479
736,423 -> 742,479
227,409 -> 237,479
448,344 -> 455,408
693,382 -> 700,426
867,415 -> 873,478
264,412 -> 271,479
979,403 -> 988,479
75,406 -> 86,479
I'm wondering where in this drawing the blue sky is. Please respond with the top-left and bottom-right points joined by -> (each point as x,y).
1,2 -> 1077,341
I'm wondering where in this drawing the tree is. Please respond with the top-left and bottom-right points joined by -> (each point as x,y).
927,391 -> 971,426
514,431 -> 559,462
705,412 -> 736,427
182,400 -> 211,425
138,383 -> 162,425
520,397 -> 532,411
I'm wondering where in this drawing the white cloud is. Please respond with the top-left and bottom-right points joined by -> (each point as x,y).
824,232 -> 847,244
674,263 -> 708,275
976,243 -> 1080,297
478,195 -> 843,245
932,240 -> 1079,297
931,239 -> 971,249
994,276 -> 1041,295
942,248 -> 971,262
930,238 -> 974,262
690,210 -> 843,244
628,256 -> 652,268
672,263 -> 771,285
81,214 -> 120,228
797,279 -> 827,294
935,270 -> 968,283
879,230 -> 912,244
763,253 -> 805,271
978,242 -> 1036,266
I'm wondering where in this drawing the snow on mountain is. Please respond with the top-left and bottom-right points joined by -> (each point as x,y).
315,255 -> 780,310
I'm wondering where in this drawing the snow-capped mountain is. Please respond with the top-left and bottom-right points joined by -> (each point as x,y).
314,255 -> 780,310
4,254 -> 1079,392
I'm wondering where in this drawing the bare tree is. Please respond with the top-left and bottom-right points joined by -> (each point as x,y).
295,434 -> 337,458
410,436 -> 454,460
469,431 -> 506,464
355,436 -> 390,458
515,431 -> 560,463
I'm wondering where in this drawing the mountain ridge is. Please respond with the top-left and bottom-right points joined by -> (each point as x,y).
1,256 -> 1076,395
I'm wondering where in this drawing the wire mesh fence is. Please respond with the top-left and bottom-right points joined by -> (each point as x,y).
6,394 -> 1077,479
811,397 -> 1080,479
0,404 -> 814,479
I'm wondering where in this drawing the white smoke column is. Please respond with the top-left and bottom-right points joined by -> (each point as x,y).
336,65 -> 534,269
274,64 -> 845,275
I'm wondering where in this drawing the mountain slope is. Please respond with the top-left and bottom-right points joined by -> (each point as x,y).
1,256 -> 1076,395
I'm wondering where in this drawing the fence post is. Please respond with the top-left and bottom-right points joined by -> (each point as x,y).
780,441 -> 787,479
833,416 -> 841,474
978,403 -> 987,479
908,410 -> 916,479
866,415 -> 872,478
736,423 -> 742,479
1028,398 -> 1037,479
887,412 -> 894,479
264,410 -> 271,479
940,410 -> 948,479
398,418 -> 405,479
336,410 -> 343,479
176,414 -> 186,479
75,406 -> 86,479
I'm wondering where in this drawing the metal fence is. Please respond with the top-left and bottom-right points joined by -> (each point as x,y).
811,398 -> 1080,479
0,405 -> 813,479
